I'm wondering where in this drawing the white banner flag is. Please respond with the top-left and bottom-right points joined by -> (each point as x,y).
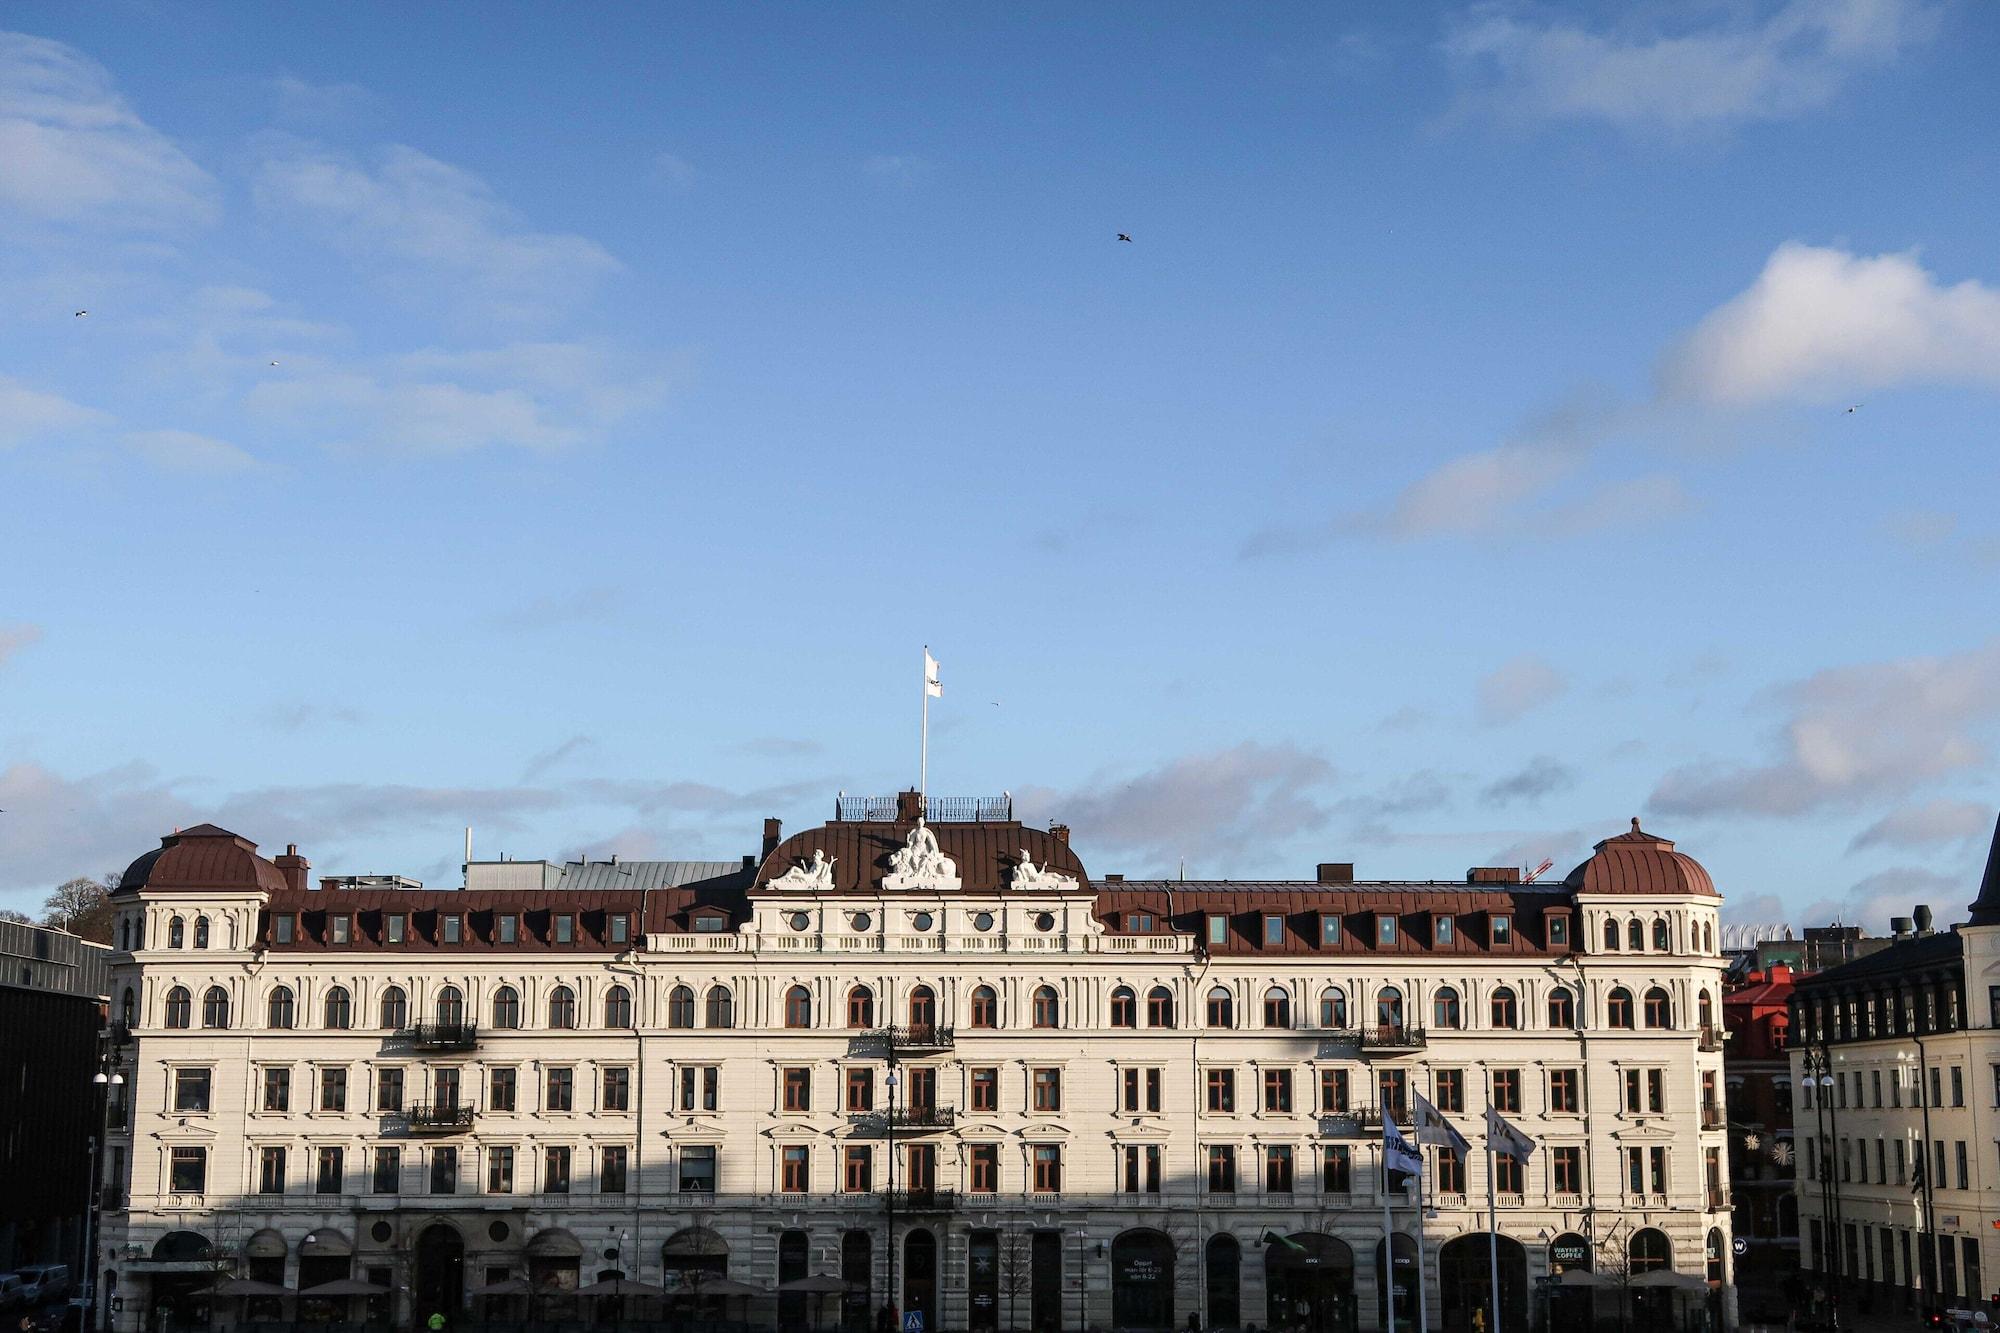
1485,1105 -> 1536,1163
1415,1092 -> 1471,1155
1383,1098 -> 1423,1179
924,650 -> 942,698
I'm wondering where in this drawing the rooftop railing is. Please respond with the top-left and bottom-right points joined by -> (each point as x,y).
835,794 -> 1014,823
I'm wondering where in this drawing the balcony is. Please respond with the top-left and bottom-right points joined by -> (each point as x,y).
887,1188 -> 959,1212
1699,1025 -> 1727,1052
1708,1186 -> 1732,1210
870,1024 -> 955,1054
888,1106 -> 958,1133
404,1102 -> 476,1134
1359,1024 -> 1428,1053
99,1186 -> 125,1211
402,1021 -> 478,1050
1702,1104 -> 1726,1130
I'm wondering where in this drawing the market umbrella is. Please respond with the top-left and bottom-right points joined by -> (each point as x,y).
1556,1270 -> 1611,1289
778,1276 -> 851,1294
198,1279 -> 293,1298
689,1277 -> 765,1298
1630,1270 -> 1709,1291
299,1278 -> 391,1297
577,1278 -> 667,1297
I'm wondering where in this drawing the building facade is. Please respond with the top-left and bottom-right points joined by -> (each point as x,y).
1720,965 -> 1801,1322
99,799 -> 1733,1333
1788,819 -> 2000,1322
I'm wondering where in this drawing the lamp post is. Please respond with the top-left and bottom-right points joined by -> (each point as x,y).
88,1062 -> 125,1333
885,1062 -> 900,1330
1073,1228 -> 1087,1333
1803,1049 -> 1842,1333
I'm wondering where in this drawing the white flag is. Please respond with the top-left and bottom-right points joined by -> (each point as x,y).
1383,1097 -> 1423,1179
924,650 -> 943,698
1485,1105 -> 1536,1163
1415,1092 -> 1470,1155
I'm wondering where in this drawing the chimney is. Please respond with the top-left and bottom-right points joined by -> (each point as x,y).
1050,824 -> 1070,846
762,818 -> 783,857
1891,916 -> 1913,939
1468,866 -> 1522,885
1914,904 -> 1934,935
274,844 -> 310,894
1103,874 -> 1124,883
1317,863 -> 1355,886
1769,964 -> 1791,985
897,789 -> 925,822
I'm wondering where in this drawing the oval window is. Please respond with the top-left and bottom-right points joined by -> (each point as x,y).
852,911 -> 872,931
913,912 -> 935,931
1035,911 -> 1056,931
788,911 -> 811,932
973,911 -> 995,932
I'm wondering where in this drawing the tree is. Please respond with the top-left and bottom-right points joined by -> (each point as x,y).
0,907 -> 31,925
43,875 -> 116,943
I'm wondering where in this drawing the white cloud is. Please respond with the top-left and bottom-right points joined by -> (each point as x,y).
254,144 -> 619,324
1478,655 -> 1567,725
1483,756 -> 1578,806
0,31 -> 217,227
1662,243 -> 2000,405
0,374 -> 110,445
1652,640 -> 2000,817
122,428 -> 259,472
1445,0 -> 1935,133
1850,798 -> 1994,851
0,761 -> 196,908
0,623 -> 43,666
1803,867 -> 1960,934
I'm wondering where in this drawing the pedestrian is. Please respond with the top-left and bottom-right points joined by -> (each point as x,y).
427,1310 -> 447,1332
1187,1311 -> 1202,1333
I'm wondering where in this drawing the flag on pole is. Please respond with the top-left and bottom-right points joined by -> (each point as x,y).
924,650 -> 943,698
1415,1092 -> 1471,1155
1484,1106 -> 1536,1162
1383,1097 -> 1423,1184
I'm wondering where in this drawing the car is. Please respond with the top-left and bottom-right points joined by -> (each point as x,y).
15,1266 -> 70,1305
0,1274 -> 26,1311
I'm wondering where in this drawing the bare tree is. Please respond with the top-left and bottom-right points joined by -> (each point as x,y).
42,874 -> 117,942
0,907 -> 32,925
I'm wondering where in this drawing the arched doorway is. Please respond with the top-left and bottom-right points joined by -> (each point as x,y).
1206,1235 -> 1241,1331
148,1232 -> 213,1332
845,1231 -> 876,1333
1373,1234 -> 1417,1333
527,1229 -> 583,1321
780,1229 -> 810,1332
663,1227 -> 731,1318
244,1230 -> 289,1322
1628,1230 -> 1673,1333
905,1229 -> 939,1333
1267,1233 -> 1355,1333
414,1224 -> 466,1323
1547,1234 -> 1594,1333
300,1229 -> 357,1322
1439,1234 -> 1527,1333
1111,1229 -> 1175,1333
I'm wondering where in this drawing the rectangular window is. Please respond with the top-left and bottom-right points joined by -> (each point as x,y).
1118,1144 -> 1162,1194
430,1146 -> 458,1195
783,1067 -> 811,1112
968,1144 -> 998,1193
1957,1141 -> 1970,1189
486,1146 -> 513,1194
553,914 -> 574,943
385,914 -> 405,944
543,1146 -> 570,1194
609,914 -> 630,944
1931,1068 -> 1943,1108
1492,1068 -> 1521,1114
1952,1067 -> 1965,1108
1320,915 -> 1341,946
330,914 -> 351,944
1872,1070 -> 1883,1108
1319,1068 -> 1349,1113
258,1147 -> 286,1195
679,1145 -> 716,1193
320,1066 -> 347,1112
1207,1145 -> 1237,1193
1032,1144 -> 1063,1193
1624,1147 -> 1644,1194
547,1067 -> 574,1112
272,914 -> 294,944
1378,916 -> 1397,945
1122,1067 -> 1163,1113
173,1068 -> 212,1113
1436,916 -> 1455,946
1553,1145 -> 1582,1193
1435,1068 -> 1464,1113
1262,915 -> 1285,945
263,1067 -> 291,1112
169,1146 -> 206,1194
1323,1145 -> 1352,1192
1379,1069 -> 1408,1122
1128,912 -> 1155,932
1208,915 -> 1228,946
441,914 -> 462,944
1491,915 -> 1512,945
1033,1067 -> 1062,1112
1437,1147 -> 1466,1193
372,1147 -> 400,1195
603,1066 -> 631,1111
316,1146 -> 344,1195
970,1067 -> 998,1112
377,1067 -> 404,1112
844,1145 -> 874,1193
1550,1068 -> 1580,1114
1648,1069 -> 1665,1113
434,1067 -> 460,1108
1207,1069 -> 1236,1112
1548,916 -> 1569,947
678,1066 -> 719,1112
497,914 -> 517,943
491,1067 -> 517,1112
1266,1144 -> 1295,1192
601,1145 -> 629,1194
1495,1153 -> 1524,1193
1264,1068 -> 1294,1112
847,1068 -> 875,1112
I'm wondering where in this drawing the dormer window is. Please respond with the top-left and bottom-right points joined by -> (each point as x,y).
608,914 -> 630,944
1128,912 -> 1155,933
554,914 -> 575,944
1435,916 -> 1454,946
1207,915 -> 1228,946
1262,915 -> 1285,946
329,915 -> 351,944
693,914 -> 726,934
272,914 -> 295,945
1548,915 -> 1569,948
1491,915 -> 1513,946
440,915 -> 462,944
497,914 -> 518,943
1377,916 -> 1397,946
384,914 -> 405,944
1320,915 -> 1341,946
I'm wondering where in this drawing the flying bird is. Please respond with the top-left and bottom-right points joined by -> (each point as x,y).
1845,404 -> 1863,414
1116,233 -> 1132,243
74,310 -> 87,317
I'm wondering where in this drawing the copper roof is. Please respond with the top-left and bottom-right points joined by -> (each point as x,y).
117,825 -> 289,896
755,818 -> 1088,894
1561,818 -> 1716,897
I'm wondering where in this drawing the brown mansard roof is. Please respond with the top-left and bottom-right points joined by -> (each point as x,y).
118,824 -> 289,896
1561,819 -> 1717,897
755,818 -> 1089,894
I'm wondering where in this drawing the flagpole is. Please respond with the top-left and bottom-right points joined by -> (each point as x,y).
1487,1133 -> 1502,1333
919,645 -> 930,805
1383,1158 -> 1398,1333
1416,1155 -> 1429,1333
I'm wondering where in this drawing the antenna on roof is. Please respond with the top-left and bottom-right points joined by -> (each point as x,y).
1522,858 -> 1554,884
464,827 -> 473,865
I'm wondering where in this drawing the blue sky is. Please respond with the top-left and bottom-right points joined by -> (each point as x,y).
4,1 -> 1999,929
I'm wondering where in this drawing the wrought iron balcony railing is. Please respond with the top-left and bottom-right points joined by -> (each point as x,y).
405,1102 -> 476,1134
402,1021 -> 478,1050
1358,1024 -> 1428,1052
1699,1025 -> 1727,1052
886,1188 -> 959,1212
870,1024 -> 955,1052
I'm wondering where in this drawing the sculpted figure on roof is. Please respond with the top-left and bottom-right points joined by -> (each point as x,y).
883,819 -> 961,892
1011,849 -> 1078,893
769,848 -> 836,892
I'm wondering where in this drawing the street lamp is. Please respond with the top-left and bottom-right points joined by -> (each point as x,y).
86,1063 -> 125,1333
885,1064 -> 900,1329
1073,1228 -> 1088,1333
1802,1049 -> 1842,1333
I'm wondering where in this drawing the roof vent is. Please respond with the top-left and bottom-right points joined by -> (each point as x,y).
1891,916 -> 1913,939
1914,904 -> 1934,935
1317,862 -> 1355,885
1103,873 -> 1124,883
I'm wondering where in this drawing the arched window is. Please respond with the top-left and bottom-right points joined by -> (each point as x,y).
1110,986 -> 1137,1028
119,918 -> 131,951
380,985 -> 407,1030
168,916 -> 185,949
1320,987 -> 1348,1029
1607,987 -> 1634,1029
1376,987 -> 1405,1031
908,985 -> 936,1029
1643,987 -> 1672,1029
193,916 -> 210,949
1702,921 -> 1713,953
164,986 -> 191,1028
548,985 -> 576,1030
1698,990 -> 1715,1030
323,986 -> 351,1030
1547,986 -> 1575,1029
785,985 -> 813,1029
267,986 -> 295,1030
1652,919 -> 1670,952
970,985 -> 998,1029
1628,1229 -> 1671,1275
201,985 -> 230,1028
492,986 -> 521,1030
1206,986 -> 1234,1028
1490,986 -> 1519,1030
1627,919 -> 1644,951
605,984 -> 633,1028
706,985 -> 735,1029
1602,919 -> 1618,951
1148,985 -> 1175,1027
1032,985 -> 1060,1029
667,985 -> 695,1029
120,986 -> 136,1027
437,985 -> 466,1027
1432,986 -> 1462,1030
1264,987 -> 1293,1029
847,986 -> 875,1029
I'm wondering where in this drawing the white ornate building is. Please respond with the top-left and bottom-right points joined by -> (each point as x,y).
97,793 -> 1733,1333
